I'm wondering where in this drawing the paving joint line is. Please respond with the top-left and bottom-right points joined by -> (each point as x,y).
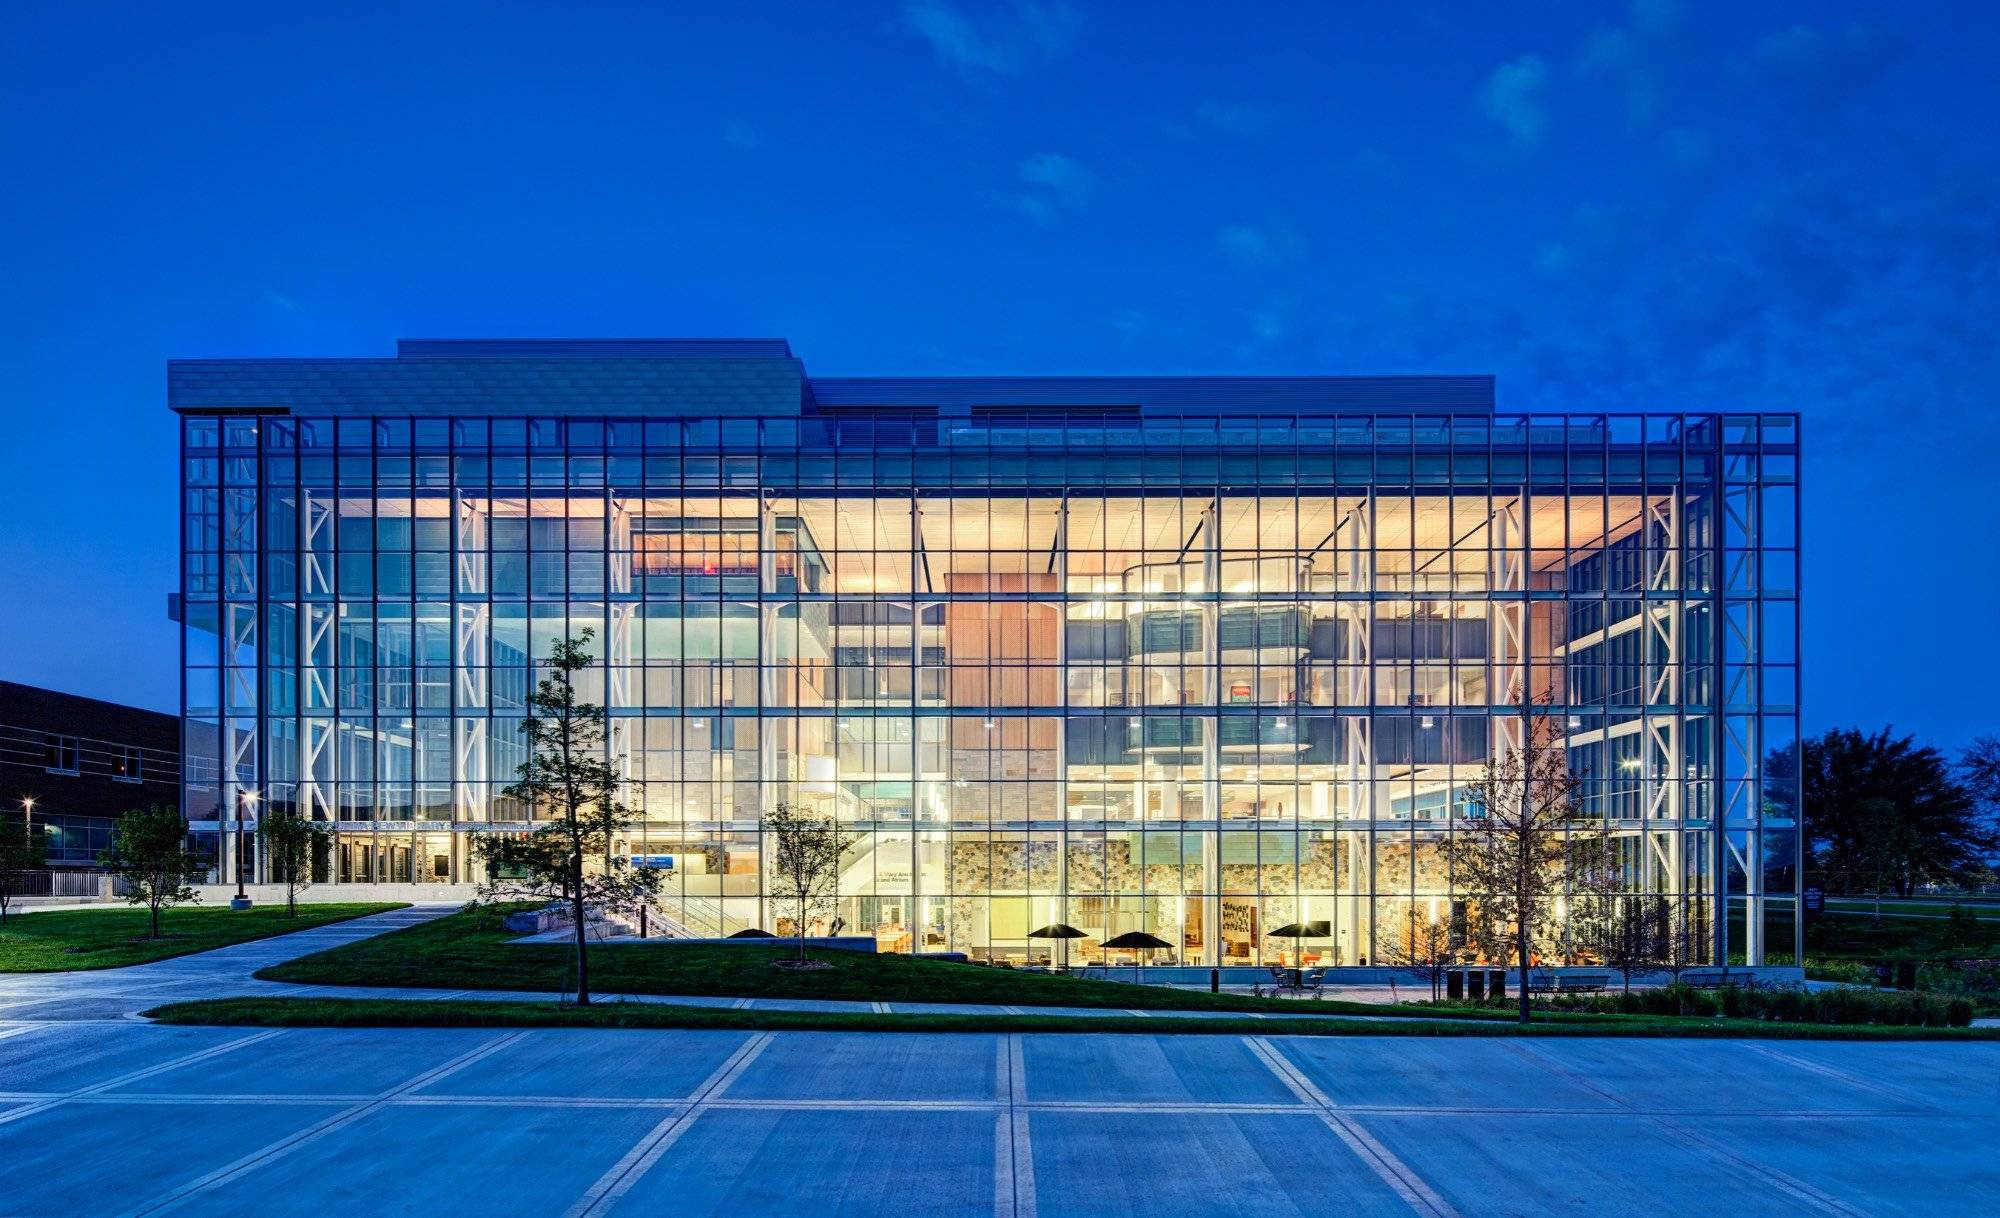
120,1030 -> 530,1218
1737,1043 -> 1934,1110
1244,1037 -> 1460,1218
1501,1040 -> 1868,1218
32,1087 -> 1994,1121
1001,1033 -> 1036,1218
562,1031 -> 773,1218
0,1028 -> 288,1130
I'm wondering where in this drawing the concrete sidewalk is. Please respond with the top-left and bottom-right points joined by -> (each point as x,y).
0,904 -> 459,1022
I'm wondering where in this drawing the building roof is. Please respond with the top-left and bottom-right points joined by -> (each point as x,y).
169,339 -> 1494,417
0,681 -> 177,740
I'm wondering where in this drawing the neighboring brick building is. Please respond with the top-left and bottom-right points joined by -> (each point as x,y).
0,681 -> 180,870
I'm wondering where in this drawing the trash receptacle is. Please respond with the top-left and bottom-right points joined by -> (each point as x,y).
1210,967 -> 1220,994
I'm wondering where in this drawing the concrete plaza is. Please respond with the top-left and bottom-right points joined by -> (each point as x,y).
1,907 -> 1995,1216
1,1017 -> 1995,1216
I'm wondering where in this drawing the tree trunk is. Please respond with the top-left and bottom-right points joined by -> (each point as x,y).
1516,921 -> 1532,1023
150,896 -> 162,940
571,854 -> 591,1006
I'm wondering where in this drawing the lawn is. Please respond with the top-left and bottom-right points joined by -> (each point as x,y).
1760,908 -> 2000,961
144,996 -> 2000,1041
261,903 -> 1502,1020
0,903 -> 407,972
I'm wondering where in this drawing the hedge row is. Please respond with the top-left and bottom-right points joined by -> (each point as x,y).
1544,982 -> 1973,1027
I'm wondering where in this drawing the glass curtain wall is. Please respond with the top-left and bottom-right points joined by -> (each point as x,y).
179,408 -> 1801,965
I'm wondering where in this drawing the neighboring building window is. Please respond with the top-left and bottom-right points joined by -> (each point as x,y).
115,745 -> 143,783
43,735 -> 80,775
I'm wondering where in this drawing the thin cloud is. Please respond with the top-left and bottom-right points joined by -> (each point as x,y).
721,119 -> 766,150
1013,152 -> 1094,222
1218,222 -> 1297,268
898,0 -> 1080,75
1577,27 -> 1658,125
1018,152 -> 1092,204
1476,54 -> 1550,150
1195,101 -> 1274,138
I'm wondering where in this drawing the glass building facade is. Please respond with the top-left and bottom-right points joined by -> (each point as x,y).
174,339 -> 1800,966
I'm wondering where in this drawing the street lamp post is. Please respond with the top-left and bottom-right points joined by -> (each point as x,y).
232,789 -> 257,910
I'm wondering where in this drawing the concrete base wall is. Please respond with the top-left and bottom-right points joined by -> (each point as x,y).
1074,963 -> 1809,987
604,935 -> 879,954
190,883 -> 475,906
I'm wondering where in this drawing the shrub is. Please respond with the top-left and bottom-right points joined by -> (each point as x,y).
1542,981 -> 1969,1027
1802,958 -> 1877,985
1915,960 -> 2000,1008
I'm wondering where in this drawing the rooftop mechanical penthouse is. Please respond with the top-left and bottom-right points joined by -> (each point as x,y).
171,339 -> 1800,967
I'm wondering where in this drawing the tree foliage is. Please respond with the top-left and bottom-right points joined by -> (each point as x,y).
0,815 -> 49,924
1784,728 -> 1996,896
1960,735 -> 2000,877
99,805 -> 207,939
472,629 -> 659,1005
764,803 -> 852,963
257,810 -> 329,917
1444,709 -> 1602,1022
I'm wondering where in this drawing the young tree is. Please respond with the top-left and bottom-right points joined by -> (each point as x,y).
1658,895 -> 1712,1011
1589,894 -> 1671,995
1942,904 -> 1982,950
1383,907 -> 1460,1002
99,806 -> 207,939
0,815 -> 49,925
1445,709 -> 1599,1023
764,803 -> 852,965
473,629 -> 659,1005
256,809 -> 329,917
1856,797 -> 1920,921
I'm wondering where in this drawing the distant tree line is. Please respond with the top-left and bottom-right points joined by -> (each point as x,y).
1771,729 -> 2000,898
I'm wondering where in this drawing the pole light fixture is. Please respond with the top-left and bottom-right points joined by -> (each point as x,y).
232,789 -> 259,909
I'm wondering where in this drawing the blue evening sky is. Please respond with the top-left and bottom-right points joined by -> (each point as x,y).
0,2 -> 1994,744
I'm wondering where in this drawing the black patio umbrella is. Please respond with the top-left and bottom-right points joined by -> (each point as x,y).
1266,921 -> 1332,986
728,927 -> 777,939
1027,923 -> 1088,970
1100,930 -> 1174,982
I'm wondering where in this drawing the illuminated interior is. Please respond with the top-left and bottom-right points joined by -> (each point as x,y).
177,395 -> 1799,967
